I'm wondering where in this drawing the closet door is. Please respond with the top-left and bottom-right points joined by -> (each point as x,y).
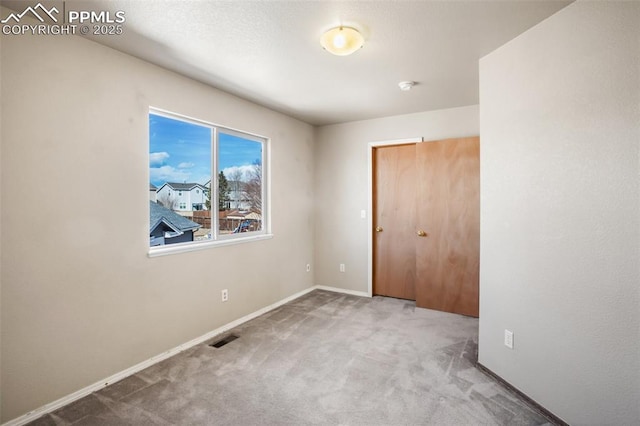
373,144 -> 417,300
415,137 -> 480,317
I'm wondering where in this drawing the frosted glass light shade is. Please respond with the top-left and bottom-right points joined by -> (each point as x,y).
320,26 -> 364,56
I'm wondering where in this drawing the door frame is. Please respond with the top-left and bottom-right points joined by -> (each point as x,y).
367,137 -> 424,297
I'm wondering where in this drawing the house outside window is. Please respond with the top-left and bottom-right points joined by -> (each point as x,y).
149,110 -> 268,253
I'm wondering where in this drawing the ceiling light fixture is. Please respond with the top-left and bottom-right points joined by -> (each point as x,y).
398,81 -> 416,91
320,26 -> 364,56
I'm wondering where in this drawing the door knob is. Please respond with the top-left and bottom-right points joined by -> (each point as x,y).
375,226 -> 383,233
417,230 -> 428,237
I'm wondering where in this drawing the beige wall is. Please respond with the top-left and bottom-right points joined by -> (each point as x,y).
0,32 -> 3,423
479,1 -> 639,424
0,20 -> 315,421
314,106 -> 479,293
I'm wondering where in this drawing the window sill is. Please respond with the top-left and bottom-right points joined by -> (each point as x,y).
148,233 -> 273,258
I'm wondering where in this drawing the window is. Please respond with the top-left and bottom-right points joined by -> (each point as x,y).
149,110 -> 268,253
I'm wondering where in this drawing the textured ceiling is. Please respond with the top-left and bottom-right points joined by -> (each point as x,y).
3,0 -> 572,125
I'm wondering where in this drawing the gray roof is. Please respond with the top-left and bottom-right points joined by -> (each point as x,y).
150,201 -> 200,233
159,182 -> 206,191
149,183 -> 157,190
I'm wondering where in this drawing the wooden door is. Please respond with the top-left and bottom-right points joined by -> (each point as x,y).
373,144 -> 417,300
415,137 -> 480,317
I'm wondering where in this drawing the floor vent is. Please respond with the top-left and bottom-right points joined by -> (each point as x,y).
209,334 -> 239,348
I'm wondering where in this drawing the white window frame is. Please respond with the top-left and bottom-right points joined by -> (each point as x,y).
148,108 -> 271,258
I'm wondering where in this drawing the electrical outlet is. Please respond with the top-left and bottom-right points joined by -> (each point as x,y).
306,264 -> 311,272
504,330 -> 514,349
339,263 -> 345,273
221,289 -> 229,302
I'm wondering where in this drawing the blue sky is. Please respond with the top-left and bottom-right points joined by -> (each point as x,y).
149,114 -> 262,186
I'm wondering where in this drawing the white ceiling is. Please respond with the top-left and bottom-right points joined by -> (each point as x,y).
5,1 -> 572,125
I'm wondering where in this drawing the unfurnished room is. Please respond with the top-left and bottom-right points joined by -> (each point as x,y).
0,1 -> 638,425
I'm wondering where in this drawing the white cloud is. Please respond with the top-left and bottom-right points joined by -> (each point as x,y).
222,165 -> 255,181
178,162 -> 195,169
150,165 -> 190,184
149,152 -> 170,167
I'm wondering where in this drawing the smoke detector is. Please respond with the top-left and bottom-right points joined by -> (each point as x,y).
398,81 -> 416,91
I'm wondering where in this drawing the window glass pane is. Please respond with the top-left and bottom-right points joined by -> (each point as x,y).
149,114 -> 212,246
218,132 -> 263,235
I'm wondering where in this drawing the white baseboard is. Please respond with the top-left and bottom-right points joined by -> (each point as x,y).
3,286 -> 319,426
314,285 -> 371,298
